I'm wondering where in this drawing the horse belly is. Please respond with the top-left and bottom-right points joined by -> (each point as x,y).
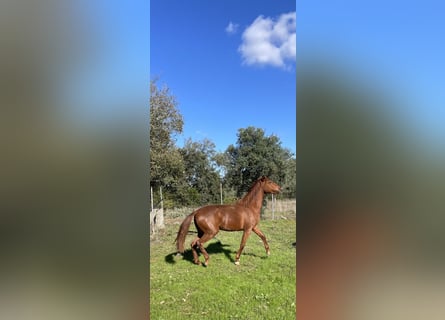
219,211 -> 244,231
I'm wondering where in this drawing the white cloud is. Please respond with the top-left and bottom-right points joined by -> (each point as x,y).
195,130 -> 208,138
238,12 -> 296,69
225,22 -> 239,35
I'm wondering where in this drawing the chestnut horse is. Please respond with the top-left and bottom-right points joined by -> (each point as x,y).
175,176 -> 281,266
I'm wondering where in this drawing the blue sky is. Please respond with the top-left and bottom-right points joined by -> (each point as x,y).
150,0 -> 296,154
65,1 -> 445,153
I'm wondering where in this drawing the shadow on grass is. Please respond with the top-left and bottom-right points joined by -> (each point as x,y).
164,241 -> 237,265
242,252 -> 268,260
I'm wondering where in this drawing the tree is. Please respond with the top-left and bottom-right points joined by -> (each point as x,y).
180,138 -> 221,205
224,126 -> 294,197
282,157 -> 296,198
149,79 -> 185,204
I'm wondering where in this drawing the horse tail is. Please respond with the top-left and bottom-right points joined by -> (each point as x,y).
175,211 -> 197,253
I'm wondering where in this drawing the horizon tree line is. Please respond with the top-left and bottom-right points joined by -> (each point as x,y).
150,79 -> 296,209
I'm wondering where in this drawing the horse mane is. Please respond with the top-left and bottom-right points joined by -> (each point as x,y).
236,178 -> 264,207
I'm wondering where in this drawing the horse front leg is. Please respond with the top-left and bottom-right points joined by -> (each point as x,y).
235,229 -> 252,265
252,226 -> 270,256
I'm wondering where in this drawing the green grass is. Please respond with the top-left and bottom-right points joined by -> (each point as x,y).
150,219 -> 296,319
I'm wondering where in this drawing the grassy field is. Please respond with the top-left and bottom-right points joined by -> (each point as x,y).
149,218 -> 296,319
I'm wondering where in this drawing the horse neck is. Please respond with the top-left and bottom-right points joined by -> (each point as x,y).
238,182 -> 265,216
250,191 -> 265,215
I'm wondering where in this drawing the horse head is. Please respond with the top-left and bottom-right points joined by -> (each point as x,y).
260,176 -> 281,194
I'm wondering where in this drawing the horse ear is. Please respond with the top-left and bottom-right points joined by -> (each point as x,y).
260,175 -> 266,181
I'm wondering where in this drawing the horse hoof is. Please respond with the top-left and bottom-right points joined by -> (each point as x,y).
267,251 -> 271,256
234,261 -> 240,265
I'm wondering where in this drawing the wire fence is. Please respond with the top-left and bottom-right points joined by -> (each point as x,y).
162,198 -> 296,223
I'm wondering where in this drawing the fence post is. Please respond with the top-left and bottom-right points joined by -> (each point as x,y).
150,187 -> 155,234
272,194 -> 275,220
156,186 -> 165,229
151,187 -> 154,211
220,182 -> 223,204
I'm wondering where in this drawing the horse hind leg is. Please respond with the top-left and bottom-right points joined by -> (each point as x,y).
190,227 -> 205,265
197,233 -> 214,266
190,237 -> 202,265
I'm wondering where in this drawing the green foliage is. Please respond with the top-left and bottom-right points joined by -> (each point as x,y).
150,79 -> 185,194
180,138 -> 221,206
150,220 -> 296,319
162,198 -> 176,210
224,127 -> 294,197
282,157 -> 296,198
